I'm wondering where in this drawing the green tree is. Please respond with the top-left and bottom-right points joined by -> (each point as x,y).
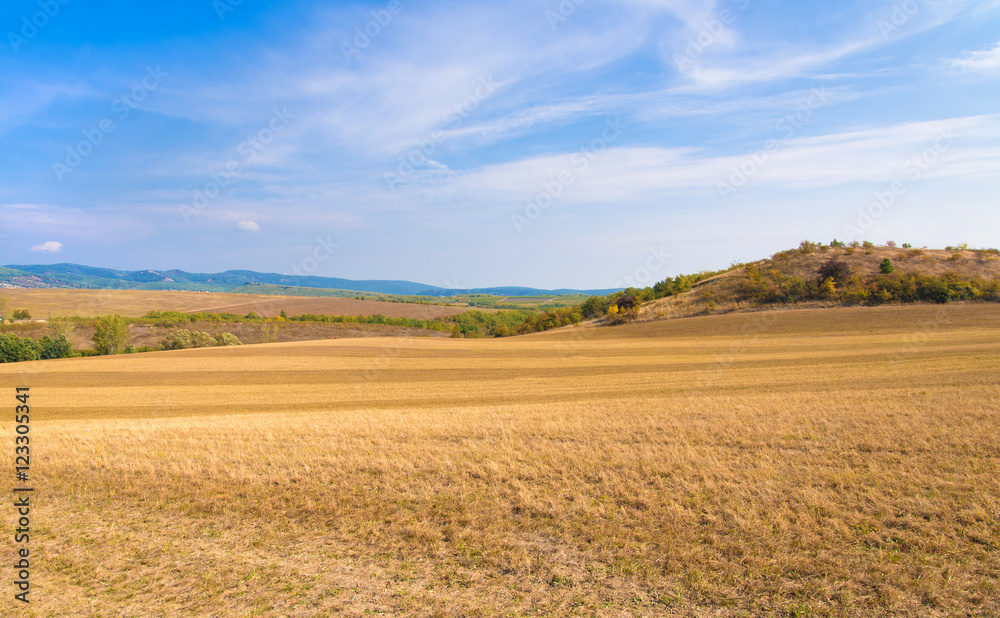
93,314 -> 129,355
12,309 -> 30,320
39,335 -> 73,359
0,334 -> 41,363
880,258 -> 895,274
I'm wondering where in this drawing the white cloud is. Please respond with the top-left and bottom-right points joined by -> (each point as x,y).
395,114 -> 1000,206
949,41 -> 1000,73
30,241 -> 63,253
237,220 -> 260,232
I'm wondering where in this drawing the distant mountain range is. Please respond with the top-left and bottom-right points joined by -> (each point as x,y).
0,263 -> 617,297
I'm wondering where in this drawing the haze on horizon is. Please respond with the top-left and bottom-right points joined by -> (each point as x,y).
1,0 -> 999,289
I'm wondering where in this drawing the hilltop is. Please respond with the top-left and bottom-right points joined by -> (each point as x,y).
637,243 -> 1000,321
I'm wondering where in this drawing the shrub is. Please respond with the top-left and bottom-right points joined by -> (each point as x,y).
161,329 -> 220,350
817,259 -> 851,285
830,239 -> 846,248
798,240 -> 819,254
0,334 -> 41,363
880,258 -> 895,274
214,333 -> 242,346
11,309 -> 30,320
611,294 -> 640,322
902,243 -> 912,249
93,314 -> 129,355
917,277 -> 951,303
39,335 -> 73,360
886,240 -> 897,248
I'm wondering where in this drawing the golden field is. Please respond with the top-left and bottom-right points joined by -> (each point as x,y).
2,304 -> 999,616
0,288 -> 470,320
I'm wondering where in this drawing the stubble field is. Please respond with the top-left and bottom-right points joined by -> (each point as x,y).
3,304 -> 999,616
0,288 -> 470,320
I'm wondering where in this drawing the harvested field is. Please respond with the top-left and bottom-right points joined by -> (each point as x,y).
3,304 -> 999,616
0,288 -> 471,319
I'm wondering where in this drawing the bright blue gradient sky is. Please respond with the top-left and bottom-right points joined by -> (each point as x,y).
2,0 -> 998,288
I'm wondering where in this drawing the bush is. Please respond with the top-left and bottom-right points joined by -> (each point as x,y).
0,334 -> 41,363
161,329 -> 221,350
93,314 -> 129,355
39,335 -> 74,360
214,332 -> 242,346
817,259 -> 851,285
880,258 -> 895,274
798,240 -> 819,254
579,296 -> 609,319
11,309 -> 30,320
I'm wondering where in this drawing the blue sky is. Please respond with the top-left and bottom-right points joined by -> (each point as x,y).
1,0 -> 998,288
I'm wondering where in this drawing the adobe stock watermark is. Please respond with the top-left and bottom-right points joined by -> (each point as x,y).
180,107 -> 296,223
672,0 -> 751,72
686,309 -> 778,402
546,0 -> 586,30
51,66 -> 169,183
844,127 -> 954,240
886,306 -> 948,371
878,0 -> 929,40
384,75 -> 498,189
716,87 -> 831,201
341,0 -> 403,61
615,247 -> 671,289
285,235 -> 340,276
7,0 -> 72,53
213,0 -> 243,21
511,116 -> 624,234
556,245 -> 671,358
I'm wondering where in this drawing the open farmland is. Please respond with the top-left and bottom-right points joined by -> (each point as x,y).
4,304 -> 999,616
0,288 -> 471,320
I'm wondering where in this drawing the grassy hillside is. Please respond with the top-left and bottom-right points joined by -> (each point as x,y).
8,304 -> 999,615
639,243 -> 1000,321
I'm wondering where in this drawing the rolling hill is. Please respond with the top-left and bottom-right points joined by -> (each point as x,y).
0,263 -> 616,297
638,244 -> 1000,321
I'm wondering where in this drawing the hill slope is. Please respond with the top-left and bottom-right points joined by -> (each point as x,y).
639,244 -> 1000,321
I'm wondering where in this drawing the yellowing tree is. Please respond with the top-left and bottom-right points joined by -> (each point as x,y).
93,314 -> 129,355
820,277 -> 837,298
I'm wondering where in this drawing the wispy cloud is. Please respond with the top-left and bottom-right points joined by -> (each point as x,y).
948,40 -> 1000,73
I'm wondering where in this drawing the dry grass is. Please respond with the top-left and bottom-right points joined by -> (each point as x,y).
0,289 -> 471,320
641,246 -> 1000,320
3,304 -> 999,616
